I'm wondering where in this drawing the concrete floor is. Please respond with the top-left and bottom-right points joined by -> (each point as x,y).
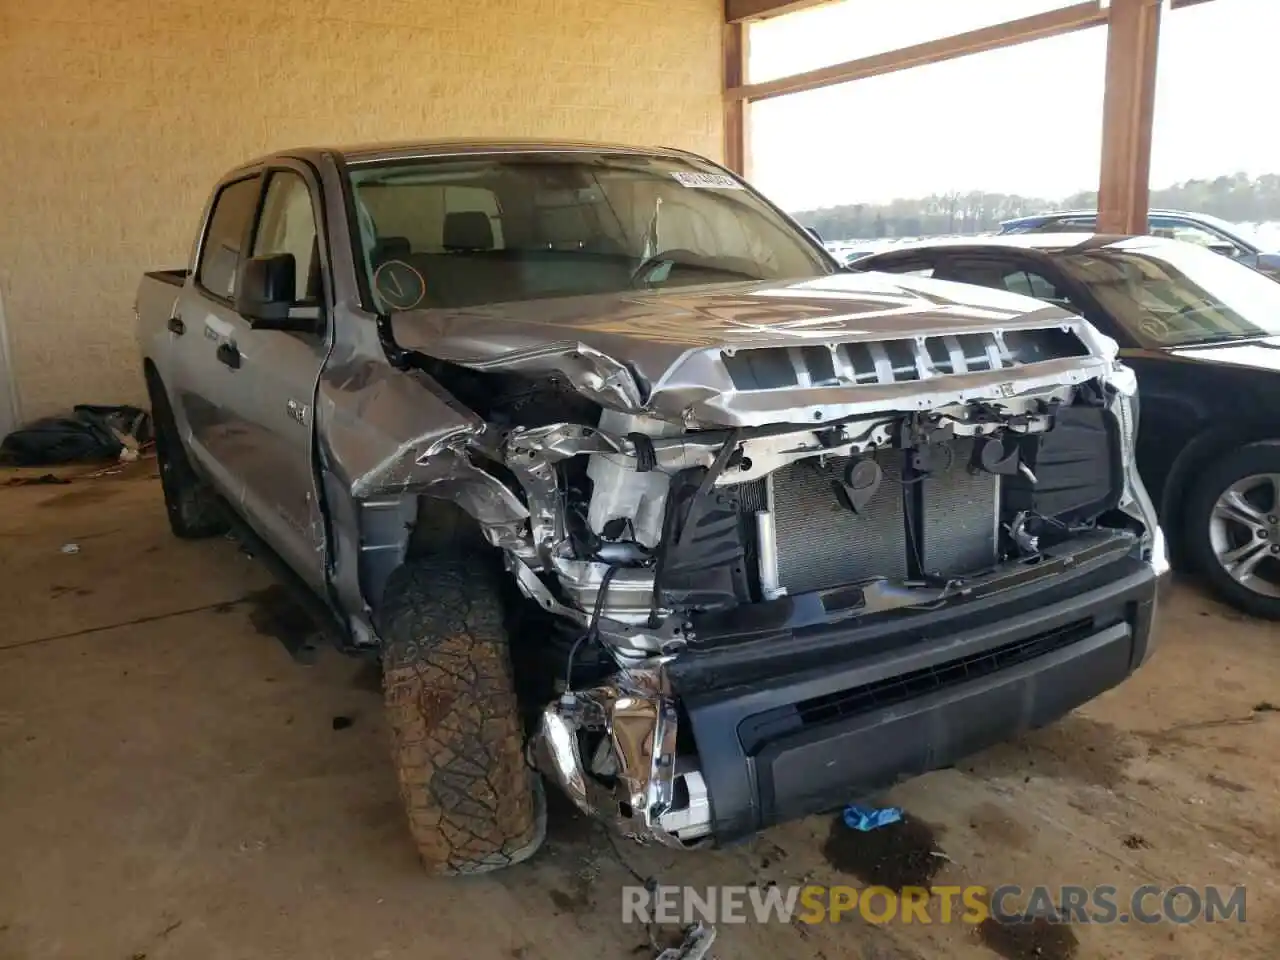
2,463 -> 1279,960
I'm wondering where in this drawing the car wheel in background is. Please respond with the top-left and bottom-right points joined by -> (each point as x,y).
1185,441 -> 1280,620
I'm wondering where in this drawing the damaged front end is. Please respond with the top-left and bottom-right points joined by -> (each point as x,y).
350,311 -> 1163,847
530,669 -> 710,847
498,320 -> 1157,845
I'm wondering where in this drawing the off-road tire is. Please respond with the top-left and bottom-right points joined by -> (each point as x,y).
145,370 -> 227,539
379,556 -> 545,875
1185,441 -> 1280,620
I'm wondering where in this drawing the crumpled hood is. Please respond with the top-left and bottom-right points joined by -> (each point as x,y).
389,272 -> 1116,427
392,271 -> 1074,354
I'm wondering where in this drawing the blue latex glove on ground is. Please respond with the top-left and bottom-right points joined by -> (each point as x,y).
843,804 -> 903,832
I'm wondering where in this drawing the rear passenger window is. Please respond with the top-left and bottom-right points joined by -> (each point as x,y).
358,183 -> 505,253
1003,270 -> 1058,300
868,259 -> 935,277
197,177 -> 260,300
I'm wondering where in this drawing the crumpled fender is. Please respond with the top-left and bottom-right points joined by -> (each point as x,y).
319,360 -> 526,525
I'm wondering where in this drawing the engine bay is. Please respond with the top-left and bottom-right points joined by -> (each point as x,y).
492,375 -> 1143,666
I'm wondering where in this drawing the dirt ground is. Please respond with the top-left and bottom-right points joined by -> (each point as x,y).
1,463 -> 1278,960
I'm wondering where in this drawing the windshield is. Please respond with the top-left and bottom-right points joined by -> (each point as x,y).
346,153 -> 832,311
1059,240 -> 1280,347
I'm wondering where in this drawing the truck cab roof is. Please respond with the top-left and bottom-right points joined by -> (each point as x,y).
237,139 -> 697,172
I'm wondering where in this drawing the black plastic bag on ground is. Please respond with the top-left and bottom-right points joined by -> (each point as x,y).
0,405 -> 152,466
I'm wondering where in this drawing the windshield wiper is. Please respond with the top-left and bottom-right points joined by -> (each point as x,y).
668,262 -> 761,281
1178,332 -> 1278,347
632,255 -> 761,287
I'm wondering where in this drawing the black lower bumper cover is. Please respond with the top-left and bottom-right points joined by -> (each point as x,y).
678,555 -> 1159,843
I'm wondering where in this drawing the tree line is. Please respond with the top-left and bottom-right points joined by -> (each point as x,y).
793,172 -> 1280,242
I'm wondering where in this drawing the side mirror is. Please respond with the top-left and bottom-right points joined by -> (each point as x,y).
804,226 -> 824,244
235,254 -> 319,331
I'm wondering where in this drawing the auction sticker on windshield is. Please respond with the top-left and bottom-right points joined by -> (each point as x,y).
671,171 -> 744,189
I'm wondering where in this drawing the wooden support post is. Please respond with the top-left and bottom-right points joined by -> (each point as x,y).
723,21 -> 751,177
1097,0 -> 1162,234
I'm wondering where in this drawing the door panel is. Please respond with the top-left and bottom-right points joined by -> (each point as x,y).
173,291 -> 253,503
215,166 -> 330,590
216,320 -> 329,590
171,174 -> 262,489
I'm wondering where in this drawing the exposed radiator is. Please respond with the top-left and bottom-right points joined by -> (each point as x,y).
921,442 -> 1003,576
770,451 -> 909,594
749,440 -> 999,595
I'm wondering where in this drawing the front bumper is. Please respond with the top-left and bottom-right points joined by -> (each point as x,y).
678,552 -> 1160,843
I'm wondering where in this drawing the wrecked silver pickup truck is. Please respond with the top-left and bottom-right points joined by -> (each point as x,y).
136,140 -> 1167,875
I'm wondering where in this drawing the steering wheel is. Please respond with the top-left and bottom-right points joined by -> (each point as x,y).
630,248 -> 704,287
1139,316 -> 1172,341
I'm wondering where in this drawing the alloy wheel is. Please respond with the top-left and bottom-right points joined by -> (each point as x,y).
1208,473 -> 1280,598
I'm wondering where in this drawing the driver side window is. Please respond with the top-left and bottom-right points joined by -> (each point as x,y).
252,171 -> 320,303
1150,217 -> 1238,256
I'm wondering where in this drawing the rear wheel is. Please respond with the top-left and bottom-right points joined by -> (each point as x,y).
378,554 -> 544,875
1185,441 -> 1280,620
145,370 -> 227,539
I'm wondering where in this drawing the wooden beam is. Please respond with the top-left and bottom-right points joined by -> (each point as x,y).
728,1 -> 1107,102
723,21 -> 751,176
1096,0 -> 1162,234
726,0 -> 831,23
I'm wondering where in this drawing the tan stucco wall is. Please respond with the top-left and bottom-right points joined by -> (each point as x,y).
0,0 -> 723,420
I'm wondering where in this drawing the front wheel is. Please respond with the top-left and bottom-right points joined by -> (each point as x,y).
1185,441 -> 1280,619
378,555 -> 545,875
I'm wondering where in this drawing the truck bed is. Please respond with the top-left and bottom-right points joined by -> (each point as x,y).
136,270 -> 189,349
145,269 -> 189,288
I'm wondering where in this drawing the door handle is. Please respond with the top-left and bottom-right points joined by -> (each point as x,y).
167,315 -> 185,335
215,342 -> 241,369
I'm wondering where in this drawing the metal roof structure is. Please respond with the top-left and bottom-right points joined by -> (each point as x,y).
719,0 -> 1214,235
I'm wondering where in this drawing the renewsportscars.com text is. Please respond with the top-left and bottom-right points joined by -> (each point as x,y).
622,884 -> 1247,926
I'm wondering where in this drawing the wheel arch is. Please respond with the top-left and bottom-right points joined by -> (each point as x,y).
1161,423 -> 1280,566
141,356 -> 162,389
141,357 -> 177,417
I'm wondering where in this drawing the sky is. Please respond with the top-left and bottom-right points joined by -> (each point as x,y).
749,0 -> 1280,212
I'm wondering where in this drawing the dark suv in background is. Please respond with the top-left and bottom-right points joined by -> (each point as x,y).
1001,210 -> 1280,280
